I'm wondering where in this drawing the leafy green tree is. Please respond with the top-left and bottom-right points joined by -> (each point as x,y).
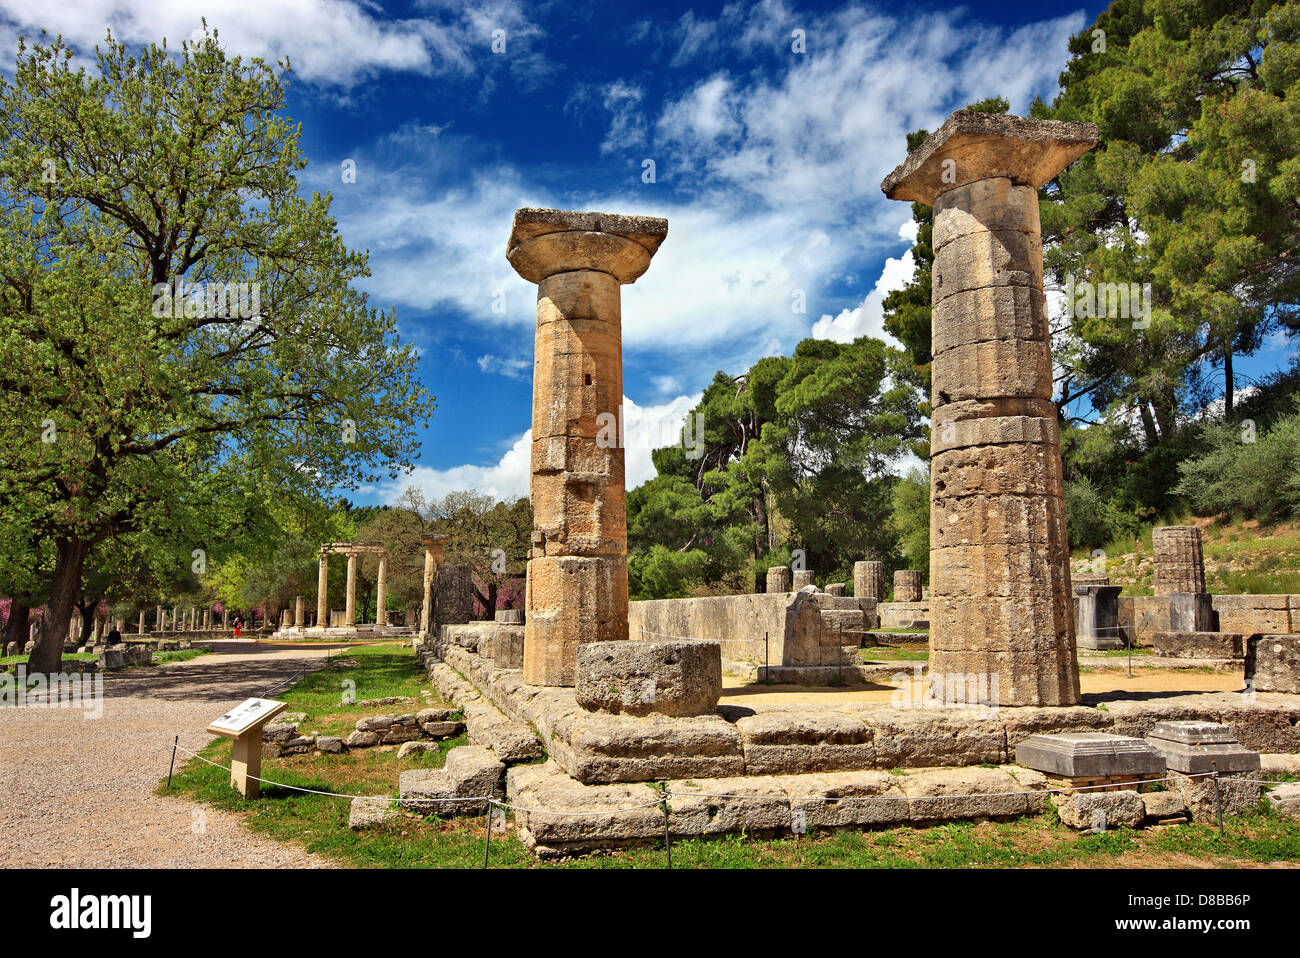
889,468 -> 930,578
0,30 -> 434,671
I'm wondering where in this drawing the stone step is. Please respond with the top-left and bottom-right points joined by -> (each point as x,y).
398,745 -> 505,816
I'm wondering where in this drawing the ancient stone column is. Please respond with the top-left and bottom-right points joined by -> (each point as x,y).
854,560 -> 883,601
893,570 -> 923,603
344,551 -> 357,627
155,605 -> 163,631
138,611 -> 146,635
375,555 -> 387,627
882,110 -> 1097,707
317,551 -> 329,627
508,207 -> 668,686
222,609 -> 229,629
294,595 -> 304,628
172,606 -> 180,631
419,536 -> 449,635
824,583 -> 846,596
766,566 -> 792,594
1152,526 -> 1205,596
792,569 -> 815,590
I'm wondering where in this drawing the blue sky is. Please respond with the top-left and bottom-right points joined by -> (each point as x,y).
8,0 -> 1291,502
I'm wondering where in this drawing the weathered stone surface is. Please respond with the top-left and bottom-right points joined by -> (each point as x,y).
1146,721 -> 1260,775
1152,526 -> 1206,596
902,766 -> 1049,821
1246,634 -> 1300,693
344,730 -> 379,748
495,608 -> 525,625
1075,585 -> 1124,651
1267,782 -> 1300,818
1169,592 -> 1216,633
1053,790 -> 1145,830
1153,631 -> 1244,660
1213,593 -> 1295,634
396,740 -> 441,759
398,745 -> 505,815
507,207 -> 668,284
931,493 -> 1064,549
931,443 -> 1062,498
930,405 -> 1058,455
416,706 -> 458,724
893,570 -> 922,603
1141,790 -> 1189,823
526,555 -> 629,686
1171,773 -> 1262,824
507,761 -> 663,856
315,736 -> 344,754
932,177 -> 1041,245
1015,732 -> 1165,778
881,111 -> 1098,205
262,723 -> 298,744
548,709 -> 745,784
766,566 -> 792,593
348,796 -> 400,831
824,582 -> 846,597
930,339 -> 1051,405
853,561 -> 883,601
736,711 -> 875,775
792,569 -> 815,590
927,648 -> 1079,707
575,640 -> 722,717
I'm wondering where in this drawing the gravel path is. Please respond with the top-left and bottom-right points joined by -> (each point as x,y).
0,648 -> 343,868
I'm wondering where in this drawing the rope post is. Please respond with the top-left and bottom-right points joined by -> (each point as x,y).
838,623 -> 843,686
1212,761 -> 1225,836
482,801 -> 494,869
764,631 -> 770,685
167,735 -> 178,788
660,785 -> 672,870
1127,635 -> 1132,678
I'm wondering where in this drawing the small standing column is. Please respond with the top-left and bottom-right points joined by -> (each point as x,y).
508,207 -> 668,686
155,605 -> 164,631
138,611 -> 146,635
316,551 -> 329,628
344,552 -> 357,627
766,566 -> 792,594
854,561 -> 884,601
1152,526 -> 1206,596
419,536 -> 449,635
881,110 -> 1097,706
222,609 -> 230,630
294,595 -> 304,628
894,570 -> 923,603
375,555 -> 388,627
172,606 -> 180,631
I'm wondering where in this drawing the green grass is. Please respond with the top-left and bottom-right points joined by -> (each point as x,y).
152,648 -> 211,664
0,652 -> 95,666
1084,647 -> 1154,658
861,646 -> 929,662
164,643 -> 1300,869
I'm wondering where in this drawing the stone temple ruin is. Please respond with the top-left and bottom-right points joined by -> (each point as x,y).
396,113 -> 1300,858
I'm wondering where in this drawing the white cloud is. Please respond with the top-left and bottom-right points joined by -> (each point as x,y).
477,353 -> 530,380
382,392 -> 703,503
0,0 -> 547,86
810,218 -> 917,343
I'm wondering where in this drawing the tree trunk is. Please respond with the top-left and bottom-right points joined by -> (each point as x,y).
1224,341 -> 1234,418
4,602 -> 30,652
28,537 -> 90,673
1138,401 -> 1159,447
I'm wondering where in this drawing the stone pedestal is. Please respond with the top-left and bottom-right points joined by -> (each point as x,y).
1246,634 -> 1300,692
893,570 -> 923,603
854,560 -> 883,601
1152,526 -> 1205,596
766,566 -> 792,594
1075,584 -> 1123,651
882,110 -> 1097,706
1169,592 -> 1216,633
508,207 -> 668,686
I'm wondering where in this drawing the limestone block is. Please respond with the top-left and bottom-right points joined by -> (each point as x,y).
348,797 -> 400,831
506,761 -> 663,854
792,569 -> 815,590
1052,790 -> 1145,830
1267,783 -> 1300,819
1171,773 -> 1262,824
930,410 -> 1058,455
931,493 -> 1065,549
1140,790 -> 1189,823
927,648 -> 1079,707
932,177 -> 1041,245
668,776 -> 797,834
495,608 -> 525,625
782,771 -> 913,827
575,639 -> 721,717
396,741 -> 441,759
1075,585 -> 1124,651
1246,634 -> 1300,693
1151,526 -> 1205,596
928,594 -> 1072,652
344,730 -> 379,748
530,467 -> 626,556
880,111 -> 1098,206
1168,592 -> 1216,633
901,766 -> 1050,821
398,746 -> 505,815
1015,732 -> 1165,778
1145,721 -> 1260,775
1214,593 -> 1293,634
824,582 -> 846,597
894,570 -> 922,603
931,285 -> 1046,357
869,709 -> 1008,767
853,561 -> 883,601
932,228 -> 1043,305
735,710 -> 875,775
525,555 -> 628,686
931,339 -> 1051,406
1153,631 -> 1244,660
315,736 -> 344,754
930,443 -> 1062,498
547,710 -> 745,784
766,565 -> 792,593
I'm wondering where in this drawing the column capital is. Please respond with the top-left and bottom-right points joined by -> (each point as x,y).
507,207 -> 668,284
880,110 -> 1097,206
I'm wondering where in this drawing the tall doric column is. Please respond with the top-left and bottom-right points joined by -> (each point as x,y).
882,110 -> 1097,707
375,555 -> 388,627
294,595 -> 304,628
419,536 -> 449,635
507,207 -> 668,686
345,552 -> 357,627
317,551 -> 329,627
